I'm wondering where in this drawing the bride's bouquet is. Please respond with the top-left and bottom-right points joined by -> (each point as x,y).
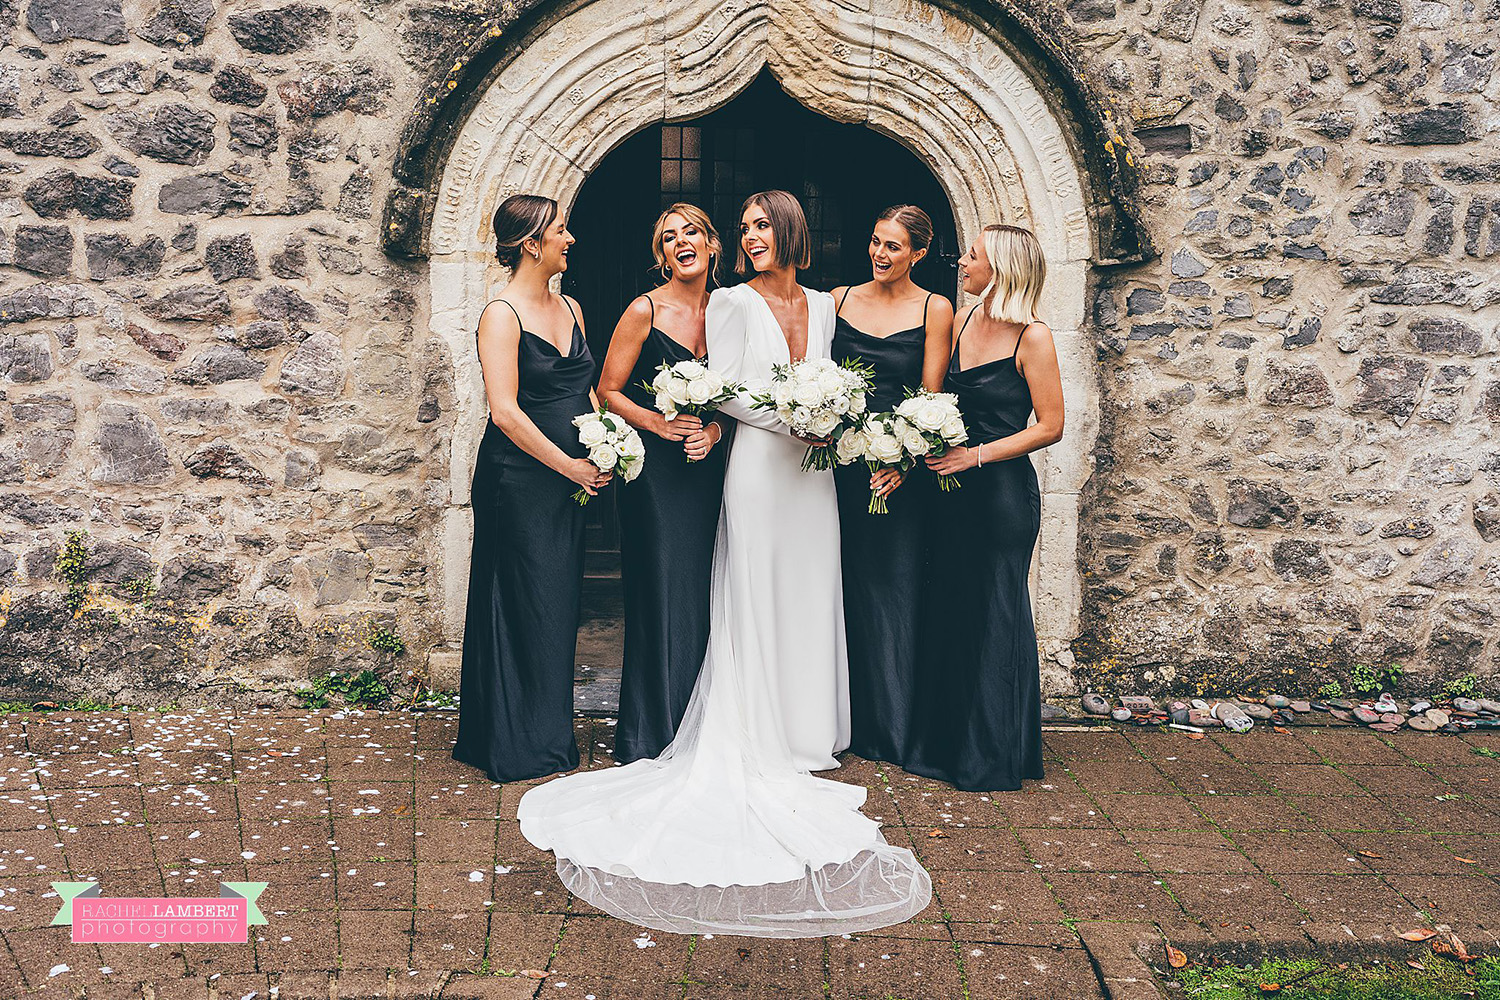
753,357 -> 873,471
571,404 -> 645,505
893,388 -> 968,493
643,359 -> 741,461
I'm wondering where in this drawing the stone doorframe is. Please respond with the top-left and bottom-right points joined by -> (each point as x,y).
391,0 -> 1153,683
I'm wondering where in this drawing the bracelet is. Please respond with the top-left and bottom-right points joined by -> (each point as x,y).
976,446 -> 983,468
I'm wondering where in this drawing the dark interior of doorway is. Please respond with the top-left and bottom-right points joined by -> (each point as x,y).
563,71 -> 960,688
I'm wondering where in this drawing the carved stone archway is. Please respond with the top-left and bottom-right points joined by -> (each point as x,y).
416,0 -> 1146,688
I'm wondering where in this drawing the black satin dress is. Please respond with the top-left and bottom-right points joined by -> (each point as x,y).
614,317 -> 727,763
906,317 -> 1044,792
831,293 -> 932,765
453,300 -> 592,782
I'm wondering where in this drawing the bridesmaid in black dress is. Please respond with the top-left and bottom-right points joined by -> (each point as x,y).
907,224 -> 1065,792
828,205 -> 953,765
598,202 -> 729,763
453,194 -> 613,783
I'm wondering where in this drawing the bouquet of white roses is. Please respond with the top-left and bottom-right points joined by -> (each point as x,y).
642,359 -> 741,461
834,413 -> 914,515
753,357 -> 873,471
571,403 -> 645,505
893,388 -> 968,492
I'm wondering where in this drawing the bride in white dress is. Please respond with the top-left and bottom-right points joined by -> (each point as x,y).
517,190 -> 931,937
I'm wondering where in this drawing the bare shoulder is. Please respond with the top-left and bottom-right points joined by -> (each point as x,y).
926,293 -> 955,320
829,284 -> 850,302
623,293 -> 654,322
479,298 -> 521,336
1021,319 -> 1055,343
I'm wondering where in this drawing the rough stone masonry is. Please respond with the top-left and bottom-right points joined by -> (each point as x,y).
0,0 -> 1495,704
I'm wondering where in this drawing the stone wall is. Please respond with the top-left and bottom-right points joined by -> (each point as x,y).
0,0 -> 1494,703
1075,0 -> 1500,696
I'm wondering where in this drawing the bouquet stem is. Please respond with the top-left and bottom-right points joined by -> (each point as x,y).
801,444 -> 834,472
867,491 -> 888,515
938,473 -> 962,492
571,488 -> 591,506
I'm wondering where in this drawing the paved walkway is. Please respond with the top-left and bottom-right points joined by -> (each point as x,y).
0,710 -> 1496,998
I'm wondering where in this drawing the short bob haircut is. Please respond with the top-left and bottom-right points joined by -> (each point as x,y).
978,224 -> 1046,325
652,202 -> 723,281
735,190 -> 811,275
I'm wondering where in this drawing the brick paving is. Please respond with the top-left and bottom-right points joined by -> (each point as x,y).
0,711 -> 1496,998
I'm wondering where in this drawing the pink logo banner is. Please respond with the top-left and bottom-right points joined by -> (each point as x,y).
72,897 -> 248,944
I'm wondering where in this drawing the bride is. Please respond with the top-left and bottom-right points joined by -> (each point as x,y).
517,190 -> 931,937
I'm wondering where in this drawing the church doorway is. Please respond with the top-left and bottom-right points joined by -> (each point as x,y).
565,72 -> 959,665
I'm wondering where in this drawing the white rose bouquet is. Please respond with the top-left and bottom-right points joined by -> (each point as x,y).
835,413 -> 915,514
893,388 -> 968,492
570,403 -> 645,505
642,359 -> 741,461
753,357 -> 873,471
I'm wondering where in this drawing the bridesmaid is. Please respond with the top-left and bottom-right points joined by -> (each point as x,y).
828,205 -> 953,765
906,224 -> 1064,792
598,203 -> 729,763
453,194 -> 612,783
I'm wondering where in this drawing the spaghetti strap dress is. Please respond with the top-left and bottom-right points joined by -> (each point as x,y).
831,290 -> 933,765
905,314 -> 1044,792
453,298 -> 594,783
614,296 -> 728,763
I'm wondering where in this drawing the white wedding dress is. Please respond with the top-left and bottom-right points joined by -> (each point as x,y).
517,283 -> 931,937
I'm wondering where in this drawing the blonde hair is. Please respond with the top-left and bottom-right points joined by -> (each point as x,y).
651,202 -> 722,281
979,224 -> 1046,324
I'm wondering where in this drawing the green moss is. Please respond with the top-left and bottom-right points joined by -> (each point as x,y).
57,530 -> 89,613
1170,955 -> 1500,1000
365,620 -> 406,657
1442,673 -> 1483,700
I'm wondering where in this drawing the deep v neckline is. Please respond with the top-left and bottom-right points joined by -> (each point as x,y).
523,324 -> 578,359
745,284 -> 811,363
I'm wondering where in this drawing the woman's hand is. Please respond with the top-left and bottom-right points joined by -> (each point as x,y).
869,467 -> 905,498
565,457 -> 613,496
793,433 -> 831,448
925,446 -> 977,476
683,422 -> 722,462
654,412 -> 701,442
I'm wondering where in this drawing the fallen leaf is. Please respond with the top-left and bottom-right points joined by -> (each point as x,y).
927,828 -> 948,839
1407,960 -> 1427,971
1398,929 -> 1437,941
267,749 -> 290,757
1166,945 -> 1188,969
1455,856 -> 1478,865
1358,850 -> 1383,859
1273,726 -> 1290,734
1258,984 -> 1281,993
520,970 -> 549,979
395,805 -> 409,815
1187,733 -> 1205,741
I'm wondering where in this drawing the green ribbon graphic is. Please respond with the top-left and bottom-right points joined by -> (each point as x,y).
50,882 -> 99,925
220,882 -> 269,925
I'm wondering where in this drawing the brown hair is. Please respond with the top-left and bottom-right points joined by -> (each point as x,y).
652,202 -> 722,281
492,193 -> 557,269
735,189 -> 811,275
875,204 -> 934,253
